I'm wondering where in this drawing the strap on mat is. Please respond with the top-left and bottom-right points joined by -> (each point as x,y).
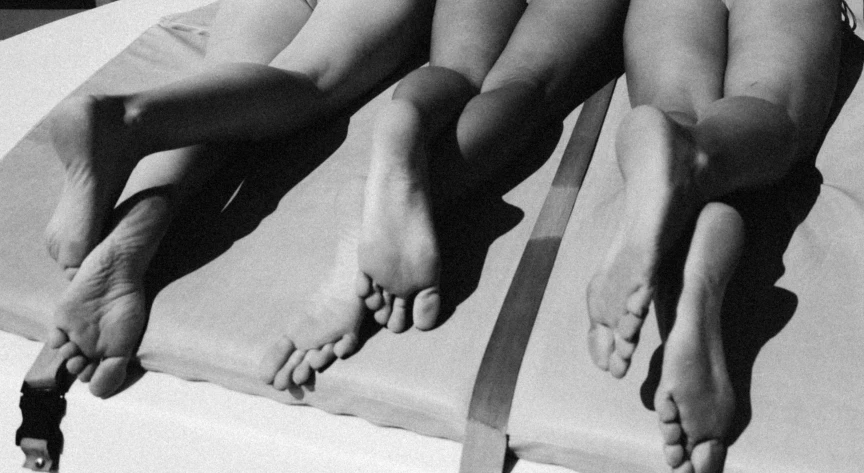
16,344 -> 74,472
459,78 -> 617,473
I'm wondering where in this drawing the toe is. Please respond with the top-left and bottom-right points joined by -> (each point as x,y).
374,291 -> 394,326
78,361 -> 98,383
89,356 -> 130,398
357,273 -> 385,311
57,340 -> 80,360
47,328 -> 69,349
656,395 -> 679,423
664,444 -> 686,469
690,440 -> 726,473
625,285 -> 653,317
412,286 -> 440,331
673,462 -> 695,473
292,361 -> 313,386
587,326 -> 614,370
258,336 -> 295,384
617,313 -> 643,342
66,355 -> 89,375
387,298 -> 410,333
608,353 -> 629,379
334,334 -> 359,359
614,332 -> 636,359
365,290 -> 384,311
659,420 -> 683,445
306,344 -> 336,371
273,349 -> 304,391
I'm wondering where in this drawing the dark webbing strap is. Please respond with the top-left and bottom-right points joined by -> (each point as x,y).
17,344 -> 74,471
459,79 -> 617,473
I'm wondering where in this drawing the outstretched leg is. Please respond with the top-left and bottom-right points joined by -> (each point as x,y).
587,0 -> 839,378
243,0 -> 443,385
654,202 -> 742,473
356,0 -> 524,333
586,0 -> 728,378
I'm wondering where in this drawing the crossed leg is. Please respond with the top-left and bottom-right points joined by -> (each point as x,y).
46,0 -> 435,396
586,0 -> 841,380
587,0 -> 841,470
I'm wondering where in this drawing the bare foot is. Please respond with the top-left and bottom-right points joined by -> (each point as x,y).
654,202 -> 741,473
258,229 -> 366,388
258,181 -> 369,388
45,95 -> 138,279
587,105 -> 705,378
48,188 -> 173,398
356,101 -> 441,333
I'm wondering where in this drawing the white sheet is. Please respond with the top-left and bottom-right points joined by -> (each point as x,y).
0,332 -> 572,472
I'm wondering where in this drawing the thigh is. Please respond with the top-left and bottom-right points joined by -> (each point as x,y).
481,0 -> 628,116
725,0 -> 842,144
270,0 -> 435,98
205,0 -> 313,65
429,0 -> 526,88
625,0 -> 727,117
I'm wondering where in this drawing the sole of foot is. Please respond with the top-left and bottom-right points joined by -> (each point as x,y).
49,189 -> 172,398
654,202 -> 742,473
45,95 -> 137,280
355,100 -> 441,334
258,183 -> 369,389
586,105 -> 704,378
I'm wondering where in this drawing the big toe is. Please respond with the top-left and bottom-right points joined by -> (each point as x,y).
387,297 -> 410,333
333,334 -> 359,359
89,356 -> 130,398
273,349 -> 305,391
588,325 -> 614,370
412,286 -> 440,331
690,440 -> 726,473
608,352 -> 630,379
306,343 -> 336,371
357,273 -> 386,311
259,337 -> 295,384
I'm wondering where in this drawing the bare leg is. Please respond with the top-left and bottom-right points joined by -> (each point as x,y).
356,0 -> 524,333
46,0 -> 313,397
654,202 -> 742,473
456,0 -> 627,176
586,0 -> 840,378
49,0 -> 435,395
44,0 -> 431,275
240,0 -> 439,387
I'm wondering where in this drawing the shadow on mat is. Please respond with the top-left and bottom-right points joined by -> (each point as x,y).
128,84 -> 563,385
639,28 -> 864,445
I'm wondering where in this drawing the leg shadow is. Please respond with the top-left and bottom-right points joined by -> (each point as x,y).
640,26 -> 864,445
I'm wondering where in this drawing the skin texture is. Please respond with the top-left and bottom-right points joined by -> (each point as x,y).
356,0 -> 629,333
46,0 -> 435,396
586,0 -> 841,470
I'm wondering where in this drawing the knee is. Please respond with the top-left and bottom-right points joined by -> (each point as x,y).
456,73 -> 546,163
695,96 -> 800,186
631,65 -> 718,119
390,66 -> 477,128
393,67 -> 477,105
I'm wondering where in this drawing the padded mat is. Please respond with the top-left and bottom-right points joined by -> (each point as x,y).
2,3 -> 864,472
